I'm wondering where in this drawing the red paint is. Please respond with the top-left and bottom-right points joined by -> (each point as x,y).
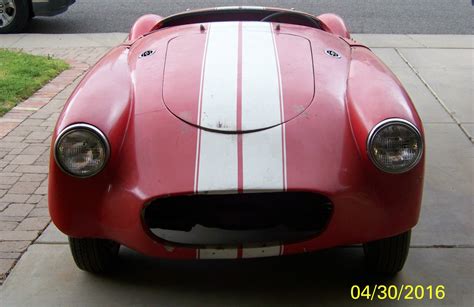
237,246 -> 243,259
317,13 -> 350,39
162,26 -> 315,133
49,8 -> 424,260
272,30 -> 315,130
128,14 -> 163,41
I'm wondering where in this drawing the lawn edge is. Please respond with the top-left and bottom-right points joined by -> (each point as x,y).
0,58 -> 89,139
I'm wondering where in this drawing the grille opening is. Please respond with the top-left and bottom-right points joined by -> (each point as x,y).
143,192 -> 333,246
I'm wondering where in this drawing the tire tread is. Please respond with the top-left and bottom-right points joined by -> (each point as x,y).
68,237 -> 119,274
363,230 -> 411,275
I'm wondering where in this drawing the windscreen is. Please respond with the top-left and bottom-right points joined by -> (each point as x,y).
155,7 -> 323,31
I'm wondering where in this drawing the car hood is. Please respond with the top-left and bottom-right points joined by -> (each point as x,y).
130,21 -> 351,133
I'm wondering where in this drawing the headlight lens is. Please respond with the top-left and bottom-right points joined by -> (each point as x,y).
367,119 -> 423,173
55,124 -> 109,177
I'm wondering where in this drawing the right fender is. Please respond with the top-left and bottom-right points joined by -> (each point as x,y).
346,47 -> 423,159
317,13 -> 350,39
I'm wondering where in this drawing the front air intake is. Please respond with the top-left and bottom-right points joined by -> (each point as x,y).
143,192 -> 333,246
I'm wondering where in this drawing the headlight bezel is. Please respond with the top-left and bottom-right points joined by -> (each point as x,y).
367,118 -> 423,174
54,123 -> 110,178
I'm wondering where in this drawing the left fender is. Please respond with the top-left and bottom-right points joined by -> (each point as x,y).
346,46 -> 424,157
346,46 -> 425,229
128,14 -> 163,41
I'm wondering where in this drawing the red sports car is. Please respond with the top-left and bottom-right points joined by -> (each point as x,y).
49,6 -> 424,275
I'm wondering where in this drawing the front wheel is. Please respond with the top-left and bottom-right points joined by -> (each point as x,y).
0,0 -> 30,34
363,230 -> 411,275
68,237 -> 120,273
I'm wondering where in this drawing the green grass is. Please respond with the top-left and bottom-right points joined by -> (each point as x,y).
0,49 -> 69,117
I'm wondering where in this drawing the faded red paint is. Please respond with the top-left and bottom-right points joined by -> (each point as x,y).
129,14 -> 164,41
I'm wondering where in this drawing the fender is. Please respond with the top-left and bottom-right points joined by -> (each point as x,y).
346,46 -> 423,159
346,46 -> 424,232
53,46 -> 133,155
49,46 -> 134,236
317,13 -> 350,39
129,14 -> 164,41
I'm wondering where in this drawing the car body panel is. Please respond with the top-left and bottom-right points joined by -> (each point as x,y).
129,14 -> 163,41
49,7 -> 424,260
162,22 -> 316,132
317,13 -> 350,39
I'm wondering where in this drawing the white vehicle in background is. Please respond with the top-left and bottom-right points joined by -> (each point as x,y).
0,0 -> 75,33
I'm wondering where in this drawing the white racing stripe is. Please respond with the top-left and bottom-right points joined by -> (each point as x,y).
197,131 -> 238,192
241,22 -> 281,130
242,245 -> 282,258
242,22 -> 286,190
242,127 -> 284,190
198,245 -> 282,259
196,23 -> 239,192
196,22 -> 286,192
199,248 -> 238,259
199,22 -> 239,131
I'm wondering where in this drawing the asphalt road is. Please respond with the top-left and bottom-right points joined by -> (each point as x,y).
25,0 -> 473,34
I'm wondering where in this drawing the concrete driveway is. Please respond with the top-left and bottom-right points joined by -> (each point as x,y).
0,34 -> 473,306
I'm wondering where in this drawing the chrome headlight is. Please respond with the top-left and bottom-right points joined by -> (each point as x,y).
54,124 -> 110,178
367,119 -> 423,174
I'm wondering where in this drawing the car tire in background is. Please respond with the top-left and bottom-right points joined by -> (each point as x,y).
68,237 -> 120,273
0,0 -> 29,34
363,230 -> 411,275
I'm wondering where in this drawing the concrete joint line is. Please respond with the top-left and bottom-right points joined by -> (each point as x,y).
395,48 -> 473,143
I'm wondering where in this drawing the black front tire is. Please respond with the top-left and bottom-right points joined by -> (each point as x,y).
363,230 -> 411,275
68,237 -> 120,274
0,0 -> 30,34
